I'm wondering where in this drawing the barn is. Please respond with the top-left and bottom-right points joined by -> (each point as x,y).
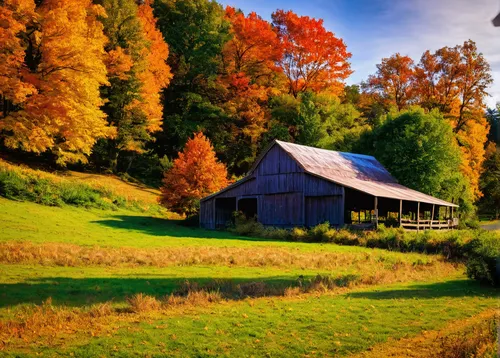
200,140 -> 458,230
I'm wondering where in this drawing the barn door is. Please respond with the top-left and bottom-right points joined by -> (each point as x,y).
305,196 -> 342,227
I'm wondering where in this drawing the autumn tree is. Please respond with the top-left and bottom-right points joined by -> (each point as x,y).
223,6 -> 283,82
160,132 -> 229,215
0,0 -> 113,164
364,41 -> 492,200
219,7 -> 284,174
95,0 -> 171,172
364,53 -> 415,110
135,0 -> 172,133
272,10 -> 352,97
429,41 -> 492,200
0,0 -> 36,117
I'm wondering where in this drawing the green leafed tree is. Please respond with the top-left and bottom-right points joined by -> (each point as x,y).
479,144 -> 500,218
152,0 -> 231,160
361,107 -> 472,211
94,0 -> 149,172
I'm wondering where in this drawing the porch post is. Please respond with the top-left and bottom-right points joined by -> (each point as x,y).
417,202 -> 420,233
374,196 -> 378,229
451,206 -> 454,229
431,204 -> 435,230
399,200 -> 403,228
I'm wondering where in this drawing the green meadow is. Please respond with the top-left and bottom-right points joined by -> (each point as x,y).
0,197 -> 498,356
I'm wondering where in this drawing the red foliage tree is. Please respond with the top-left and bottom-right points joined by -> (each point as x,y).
223,6 -> 283,81
365,53 -> 415,110
160,132 -> 229,215
272,10 -> 352,97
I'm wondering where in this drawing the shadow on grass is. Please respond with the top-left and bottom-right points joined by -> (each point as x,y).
1,276 -> 498,309
347,279 -> 500,300
91,215 -> 276,242
0,276 -> 306,308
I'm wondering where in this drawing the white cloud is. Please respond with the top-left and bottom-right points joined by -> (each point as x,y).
348,0 -> 500,108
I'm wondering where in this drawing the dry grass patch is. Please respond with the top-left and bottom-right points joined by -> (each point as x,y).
0,241 -> 449,272
351,309 -> 499,358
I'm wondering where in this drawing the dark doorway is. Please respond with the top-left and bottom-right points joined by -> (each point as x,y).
238,198 -> 258,219
215,197 -> 236,228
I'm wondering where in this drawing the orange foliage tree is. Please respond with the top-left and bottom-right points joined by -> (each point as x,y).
415,40 -> 492,200
272,10 -> 352,97
160,132 -> 229,215
0,0 -> 36,115
135,0 -> 172,133
365,53 -> 415,110
98,0 -> 171,171
220,7 -> 283,173
0,0 -> 112,164
365,40 -> 492,200
223,6 -> 282,81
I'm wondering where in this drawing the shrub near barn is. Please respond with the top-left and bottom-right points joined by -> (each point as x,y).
230,214 -> 500,285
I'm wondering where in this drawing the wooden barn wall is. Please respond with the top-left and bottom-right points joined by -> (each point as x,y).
260,192 -> 304,227
256,145 -> 303,176
303,174 -> 343,196
216,178 -> 259,198
305,196 -> 344,227
200,145 -> 348,229
200,198 -> 215,229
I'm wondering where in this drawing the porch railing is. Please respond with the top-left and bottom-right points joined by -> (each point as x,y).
400,218 -> 459,230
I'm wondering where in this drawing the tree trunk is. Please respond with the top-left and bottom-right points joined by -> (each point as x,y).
110,149 -> 119,174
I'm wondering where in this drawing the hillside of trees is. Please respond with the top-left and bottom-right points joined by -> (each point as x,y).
0,0 -> 497,218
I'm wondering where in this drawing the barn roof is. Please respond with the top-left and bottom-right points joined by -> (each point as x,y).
251,140 -> 458,207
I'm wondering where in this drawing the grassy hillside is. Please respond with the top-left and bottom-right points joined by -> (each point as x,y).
0,158 -> 165,212
0,196 -> 498,356
0,162 -> 497,356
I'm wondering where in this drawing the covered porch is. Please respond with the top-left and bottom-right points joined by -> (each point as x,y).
344,188 -> 459,230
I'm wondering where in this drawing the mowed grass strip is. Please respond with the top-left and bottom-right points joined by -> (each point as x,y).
1,278 -> 498,357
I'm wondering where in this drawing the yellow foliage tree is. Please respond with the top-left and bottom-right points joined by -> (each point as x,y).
0,0 -> 37,112
0,0 -> 113,164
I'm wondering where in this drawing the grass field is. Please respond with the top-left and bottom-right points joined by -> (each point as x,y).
0,193 -> 499,356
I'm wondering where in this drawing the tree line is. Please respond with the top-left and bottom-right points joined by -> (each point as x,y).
0,0 -> 497,216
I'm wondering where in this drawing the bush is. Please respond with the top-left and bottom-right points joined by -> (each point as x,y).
465,232 -> 500,285
290,227 -> 309,241
229,212 -> 265,236
309,222 -> 330,242
228,212 -> 500,286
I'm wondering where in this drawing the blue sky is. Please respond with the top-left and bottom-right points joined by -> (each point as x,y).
218,0 -> 500,108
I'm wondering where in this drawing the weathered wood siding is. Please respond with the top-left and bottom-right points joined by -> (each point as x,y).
256,145 -> 303,176
305,195 -> 343,227
304,174 -> 343,196
200,144 -> 347,229
200,198 -> 215,229
260,192 -> 303,227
